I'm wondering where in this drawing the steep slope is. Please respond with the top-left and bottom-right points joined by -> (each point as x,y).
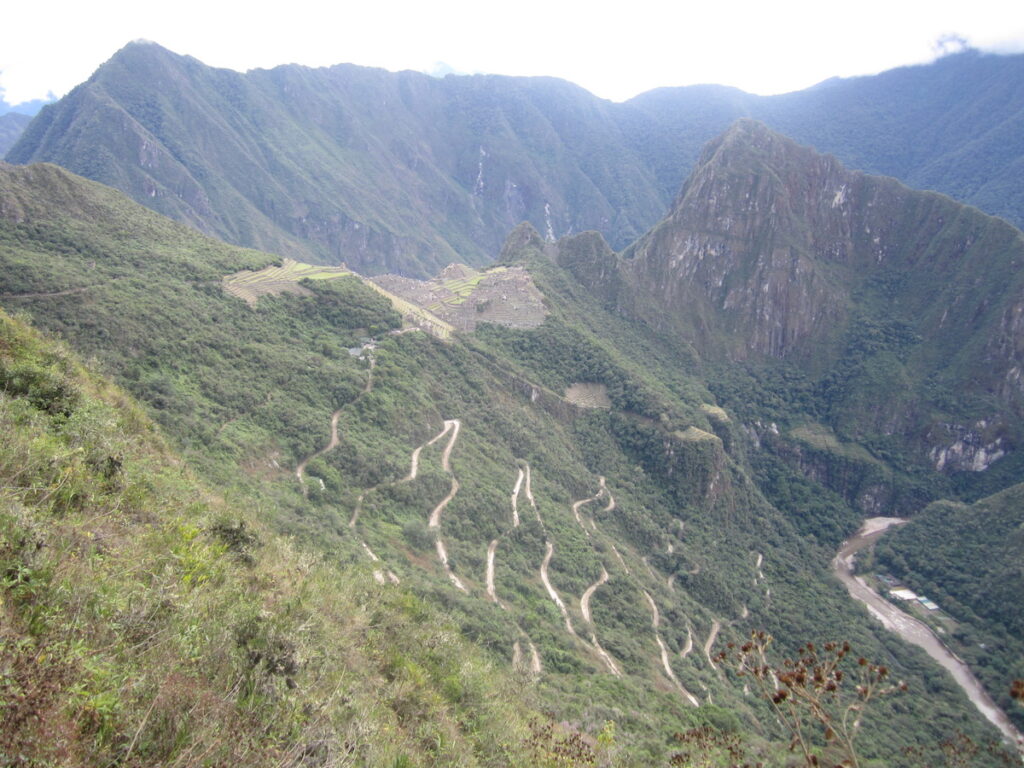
2,162 -> 1013,763
0,307 -> 543,767
567,120 -> 1024,481
875,483 -> 1024,728
9,44 -> 1024,279
6,41 -> 661,276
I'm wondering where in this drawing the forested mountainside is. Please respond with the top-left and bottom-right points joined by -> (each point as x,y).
2,154 -> 1018,766
563,119 -> 1024,486
875,482 -> 1024,725
7,43 -> 1024,276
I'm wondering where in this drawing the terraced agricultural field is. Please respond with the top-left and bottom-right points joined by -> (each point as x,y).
222,258 -> 352,305
223,258 -> 454,339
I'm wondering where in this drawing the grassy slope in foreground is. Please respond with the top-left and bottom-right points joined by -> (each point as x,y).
0,306 -> 550,767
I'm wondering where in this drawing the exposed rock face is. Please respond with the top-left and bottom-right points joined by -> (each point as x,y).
928,421 -> 1007,473
559,120 -> 1024,473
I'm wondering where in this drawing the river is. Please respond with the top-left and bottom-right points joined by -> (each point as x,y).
833,517 -> 1023,753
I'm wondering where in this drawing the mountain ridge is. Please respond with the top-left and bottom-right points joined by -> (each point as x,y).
8,43 -> 1024,277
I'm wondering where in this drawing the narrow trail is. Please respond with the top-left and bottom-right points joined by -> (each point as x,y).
510,468 -> 524,527
643,590 -> 661,630
361,542 -> 399,585
656,634 -> 700,706
297,358 -> 375,489
524,464 -> 539,522
540,541 -> 576,637
703,620 -> 722,670
571,489 -> 602,535
486,539 -> 501,604
295,408 -> 343,489
599,476 -> 615,513
528,640 -> 542,674
293,356 -> 404,586
680,627 -> 694,659
643,589 -> 699,706
350,418 -> 449,528
590,633 -> 622,676
435,539 -> 468,592
580,567 -> 609,623
425,419 -> 466,592
428,477 -> 460,528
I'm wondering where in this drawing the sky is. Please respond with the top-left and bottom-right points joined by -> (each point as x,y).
2,0 -> 1024,108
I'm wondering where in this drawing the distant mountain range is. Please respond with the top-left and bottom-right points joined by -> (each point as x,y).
7,43 -> 1024,276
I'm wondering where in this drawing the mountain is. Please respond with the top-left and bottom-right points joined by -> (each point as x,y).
2,157 -> 1014,764
5,41 -> 662,277
8,43 -> 1024,277
626,49 -> 1024,230
0,112 -> 31,156
563,120 -> 1024,493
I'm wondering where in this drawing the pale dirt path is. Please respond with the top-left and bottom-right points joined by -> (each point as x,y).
439,418 -> 460,471
540,541 -> 577,637
643,590 -> 661,629
524,464 -> 539,522
680,627 -> 694,659
486,539 -> 501,604
590,634 -> 622,676
510,468 -> 524,527
572,490 -> 601,534
703,620 -> 721,670
835,518 -> 1023,751
428,477 -> 460,528
361,542 -> 400,584
297,358 -> 375,489
642,588 -> 699,705
424,419 -> 467,592
296,408 -> 343,487
528,641 -> 542,674
580,567 -> 610,623
435,539 -> 468,592
656,634 -> 700,706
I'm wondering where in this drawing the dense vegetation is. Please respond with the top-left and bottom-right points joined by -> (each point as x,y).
7,44 -> 1024,276
875,484 -> 1024,729
0,307 -> 544,767
1,153 -> 1019,764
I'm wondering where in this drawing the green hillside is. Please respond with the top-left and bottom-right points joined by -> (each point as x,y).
1,159 -> 1017,765
875,483 -> 1024,725
0,306 -> 549,767
8,44 -> 1024,280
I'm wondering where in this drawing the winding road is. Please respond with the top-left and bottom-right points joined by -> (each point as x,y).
580,567 -> 610,623
834,517 -> 1023,751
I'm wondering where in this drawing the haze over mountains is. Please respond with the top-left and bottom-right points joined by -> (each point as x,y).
2,39 -> 1024,767
7,42 -> 1024,276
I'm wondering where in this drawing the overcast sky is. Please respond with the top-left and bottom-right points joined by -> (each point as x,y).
2,0 -> 1023,107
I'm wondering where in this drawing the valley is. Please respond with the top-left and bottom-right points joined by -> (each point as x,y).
834,519 -> 1023,748
2,46 -> 1024,767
